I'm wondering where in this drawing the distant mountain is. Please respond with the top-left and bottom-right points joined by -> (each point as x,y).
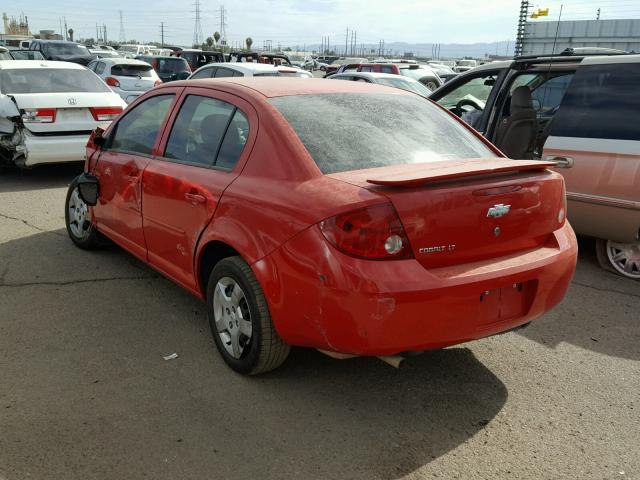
311,41 -> 515,59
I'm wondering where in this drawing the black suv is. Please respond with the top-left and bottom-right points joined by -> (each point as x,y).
29,40 -> 94,66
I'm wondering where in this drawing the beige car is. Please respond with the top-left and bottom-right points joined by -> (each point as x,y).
543,55 -> 640,279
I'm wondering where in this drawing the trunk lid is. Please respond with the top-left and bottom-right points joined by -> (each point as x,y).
11,92 -> 123,133
330,158 -> 565,268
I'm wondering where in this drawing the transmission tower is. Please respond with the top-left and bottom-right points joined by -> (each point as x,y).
118,10 -> 125,43
217,5 -> 228,47
193,0 -> 203,46
514,0 -> 531,57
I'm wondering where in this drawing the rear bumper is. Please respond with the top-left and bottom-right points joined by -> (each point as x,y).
253,223 -> 578,356
22,132 -> 90,167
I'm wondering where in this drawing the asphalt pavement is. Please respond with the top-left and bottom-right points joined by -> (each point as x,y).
0,164 -> 638,480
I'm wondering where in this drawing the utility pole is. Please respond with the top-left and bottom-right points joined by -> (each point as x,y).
160,22 -> 165,47
59,18 -> 63,38
64,17 -> 68,41
345,28 -> 348,56
514,0 -> 531,57
596,8 -> 601,20
119,10 -> 126,43
103,24 -> 107,44
217,5 -> 228,51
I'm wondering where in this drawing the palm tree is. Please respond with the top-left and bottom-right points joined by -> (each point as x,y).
245,37 -> 253,51
205,37 -> 214,50
214,31 -> 221,45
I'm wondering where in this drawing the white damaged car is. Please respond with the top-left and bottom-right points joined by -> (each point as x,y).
0,60 -> 126,168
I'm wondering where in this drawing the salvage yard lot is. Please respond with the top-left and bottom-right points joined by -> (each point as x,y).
1,164 -> 639,480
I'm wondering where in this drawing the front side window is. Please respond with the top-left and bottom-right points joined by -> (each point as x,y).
550,63 -> 640,141
164,95 -> 249,169
270,93 -> 495,174
109,95 -> 174,155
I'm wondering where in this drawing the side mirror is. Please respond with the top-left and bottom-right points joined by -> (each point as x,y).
77,173 -> 100,206
532,99 -> 542,111
483,77 -> 496,86
88,127 -> 106,148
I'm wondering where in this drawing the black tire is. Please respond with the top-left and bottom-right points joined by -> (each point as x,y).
207,256 -> 290,375
64,176 -> 101,249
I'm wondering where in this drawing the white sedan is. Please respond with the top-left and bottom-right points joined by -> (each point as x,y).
0,60 -> 126,168
188,62 -> 312,79
87,58 -> 162,104
328,72 -> 433,97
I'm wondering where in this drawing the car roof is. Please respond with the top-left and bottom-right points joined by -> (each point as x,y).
165,77 -> 413,99
580,54 -> 640,65
0,60 -> 86,70
332,72 -> 418,82
198,62 -> 279,73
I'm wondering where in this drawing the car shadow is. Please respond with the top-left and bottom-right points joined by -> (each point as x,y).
0,162 -> 84,193
518,236 -> 640,361
0,229 -> 508,479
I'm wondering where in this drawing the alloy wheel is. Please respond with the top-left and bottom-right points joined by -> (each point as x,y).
606,240 -> 640,279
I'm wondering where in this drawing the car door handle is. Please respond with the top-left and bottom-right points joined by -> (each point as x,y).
185,192 -> 207,205
545,156 -> 574,168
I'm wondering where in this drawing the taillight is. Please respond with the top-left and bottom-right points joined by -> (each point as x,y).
90,106 -> 123,121
105,77 -> 120,87
558,177 -> 567,226
154,79 -> 163,86
22,108 -> 57,123
319,203 -> 413,260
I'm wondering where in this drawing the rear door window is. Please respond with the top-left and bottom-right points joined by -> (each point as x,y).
549,63 -> 640,141
214,68 -> 234,78
109,95 -> 175,155
163,95 -> 249,169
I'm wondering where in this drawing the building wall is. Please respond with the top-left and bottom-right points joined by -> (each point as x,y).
522,19 -> 640,55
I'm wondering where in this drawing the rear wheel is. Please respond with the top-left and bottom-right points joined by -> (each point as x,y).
206,256 -> 290,374
596,238 -> 640,280
65,176 -> 101,249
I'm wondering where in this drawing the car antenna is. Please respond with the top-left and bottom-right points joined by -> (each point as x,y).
540,4 -> 563,118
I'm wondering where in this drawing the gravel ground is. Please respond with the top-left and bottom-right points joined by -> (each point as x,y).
0,164 -> 638,480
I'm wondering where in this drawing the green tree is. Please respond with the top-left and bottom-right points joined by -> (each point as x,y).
245,37 -> 253,51
214,31 -> 221,45
206,37 -> 214,50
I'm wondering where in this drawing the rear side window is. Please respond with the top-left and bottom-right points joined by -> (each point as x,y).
0,68 -> 111,94
109,95 -> 174,155
191,68 -> 214,79
214,68 -> 234,78
270,93 -> 495,174
111,64 -> 153,77
550,63 -> 640,141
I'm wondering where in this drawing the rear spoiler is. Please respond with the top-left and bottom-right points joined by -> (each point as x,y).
365,159 -> 556,187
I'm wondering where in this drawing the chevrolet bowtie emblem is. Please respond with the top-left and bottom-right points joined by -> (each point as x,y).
487,204 -> 511,218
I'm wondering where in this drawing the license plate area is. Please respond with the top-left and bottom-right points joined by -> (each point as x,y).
477,280 -> 537,329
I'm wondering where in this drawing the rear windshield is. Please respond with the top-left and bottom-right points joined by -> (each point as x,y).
111,64 -> 153,77
269,93 -> 494,174
154,58 -> 189,73
0,68 -> 111,94
43,43 -> 89,56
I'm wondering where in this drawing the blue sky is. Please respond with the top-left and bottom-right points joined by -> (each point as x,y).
3,0 -> 636,48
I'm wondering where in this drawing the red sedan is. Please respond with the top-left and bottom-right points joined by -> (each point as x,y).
66,78 -> 577,374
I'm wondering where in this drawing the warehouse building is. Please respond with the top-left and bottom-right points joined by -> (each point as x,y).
522,19 -> 640,55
